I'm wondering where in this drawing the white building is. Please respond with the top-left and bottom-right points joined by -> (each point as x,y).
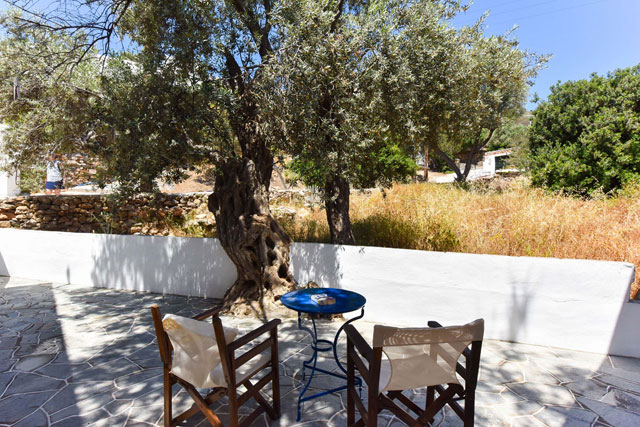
0,125 -> 20,199
482,148 -> 517,175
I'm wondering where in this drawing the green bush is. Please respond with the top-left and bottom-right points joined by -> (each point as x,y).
19,165 -> 45,194
527,65 -> 640,196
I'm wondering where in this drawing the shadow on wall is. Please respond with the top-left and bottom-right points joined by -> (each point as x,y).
290,242 -> 342,288
506,264 -> 534,343
90,234 -> 236,299
0,250 -> 7,277
607,285 -> 640,358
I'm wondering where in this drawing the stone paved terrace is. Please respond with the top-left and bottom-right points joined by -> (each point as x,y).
1,277 -> 640,426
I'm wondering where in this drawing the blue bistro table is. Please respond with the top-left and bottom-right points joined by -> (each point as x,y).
281,287 -> 366,421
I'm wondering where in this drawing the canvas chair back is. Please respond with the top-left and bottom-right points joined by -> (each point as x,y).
161,314 -> 237,389
372,319 -> 484,392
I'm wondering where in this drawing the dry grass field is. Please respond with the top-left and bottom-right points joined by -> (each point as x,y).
280,181 -> 640,299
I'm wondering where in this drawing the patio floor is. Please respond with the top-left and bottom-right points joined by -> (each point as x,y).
1,278 -> 640,426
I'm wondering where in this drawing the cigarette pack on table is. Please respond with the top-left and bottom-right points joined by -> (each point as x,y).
310,293 -> 336,305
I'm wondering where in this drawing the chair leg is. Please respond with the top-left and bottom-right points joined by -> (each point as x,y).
347,341 -> 355,426
183,383 -> 223,427
418,386 -> 458,425
163,370 -> 173,427
271,330 -> 281,418
425,386 -> 435,424
228,386 -> 239,427
367,392 -> 378,427
464,391 -> 475,427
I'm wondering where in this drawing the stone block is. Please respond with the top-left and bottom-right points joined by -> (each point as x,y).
601,389 -> 640,414
577,396 -> 640,426
4,372 -> 65,395
0,391 -> 55,424
507,382 -> 577,407
13,354 -> 55,372
534,406 -> 597,427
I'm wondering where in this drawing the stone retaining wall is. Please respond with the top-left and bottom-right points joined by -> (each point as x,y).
0,189 -> 312,235
0,193 -> 212,235
58,153 -> 102,188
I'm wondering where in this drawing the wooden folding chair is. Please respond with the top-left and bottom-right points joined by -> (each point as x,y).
345,319 -> 484,426
150,305 -> 281,427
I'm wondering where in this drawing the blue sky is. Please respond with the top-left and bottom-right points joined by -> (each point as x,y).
3,0 -> 639,111
452,0 -> 640,109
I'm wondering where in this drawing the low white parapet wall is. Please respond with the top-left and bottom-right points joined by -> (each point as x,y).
0,228 -> 237,299
291,243 -> 638,357
0,229 -> 637,357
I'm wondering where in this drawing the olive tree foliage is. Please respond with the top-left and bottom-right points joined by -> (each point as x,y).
526,65 -> 640,196
486,117 -> 530,152
260,0 -> 427,244
0,11 -> 102,170
1,0 -> 300,315
388,14 -> 546,182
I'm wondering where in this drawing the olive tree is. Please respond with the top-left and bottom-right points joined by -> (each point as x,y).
389,17 -> 546,182
2,1 -> 297,315
0,11 -> 102,168
259,0 -> 422,244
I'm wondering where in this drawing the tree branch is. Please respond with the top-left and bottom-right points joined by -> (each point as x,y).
462,128 -> 495,179
330,0 -> 347,33
431,143 -> 464,181
224,49 -> 245,94
231,0 -> 272,59
10,0 -> 133,76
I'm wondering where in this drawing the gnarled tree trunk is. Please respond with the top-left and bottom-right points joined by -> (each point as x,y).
324,174 -> 355,245
207,95 -> 296,317
208,155 -> 296,317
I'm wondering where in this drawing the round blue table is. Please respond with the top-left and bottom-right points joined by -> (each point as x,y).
281,287 -> 366,421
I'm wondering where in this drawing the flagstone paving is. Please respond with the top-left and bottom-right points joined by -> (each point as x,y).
1,276 -> 640,426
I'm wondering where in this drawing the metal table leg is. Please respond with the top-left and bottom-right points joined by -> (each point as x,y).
295,309 -> 364,421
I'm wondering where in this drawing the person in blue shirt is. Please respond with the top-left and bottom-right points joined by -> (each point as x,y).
45,154 -> 64,195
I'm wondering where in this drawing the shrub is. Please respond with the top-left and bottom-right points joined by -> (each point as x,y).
527,65 -> 640,196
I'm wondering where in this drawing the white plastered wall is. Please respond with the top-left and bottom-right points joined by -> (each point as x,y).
0,229 -> 638,357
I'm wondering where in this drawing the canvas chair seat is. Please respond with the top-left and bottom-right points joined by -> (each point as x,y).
367,356 -> 458,393
362,321 -> 482,393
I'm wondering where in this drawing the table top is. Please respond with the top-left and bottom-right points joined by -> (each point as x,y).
281,287 -> 366,315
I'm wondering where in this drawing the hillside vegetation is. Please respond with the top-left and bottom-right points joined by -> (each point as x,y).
279,182 -> 640,299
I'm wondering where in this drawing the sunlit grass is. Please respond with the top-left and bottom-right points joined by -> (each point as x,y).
281,182 -> 640,299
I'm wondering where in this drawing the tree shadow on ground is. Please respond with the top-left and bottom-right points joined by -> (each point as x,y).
0,282 -> 77,425
0,280 -> 222,426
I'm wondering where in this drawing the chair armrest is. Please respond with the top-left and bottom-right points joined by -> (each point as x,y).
228,319 -> 281,352
344,324 -> 373,362
192,307 -> 224,321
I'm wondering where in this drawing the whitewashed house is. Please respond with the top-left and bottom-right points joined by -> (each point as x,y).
482,148 -> 517,175
0,125 -> 20,199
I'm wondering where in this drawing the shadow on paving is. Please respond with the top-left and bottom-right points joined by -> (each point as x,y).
0,278 -> 221,426
3,278 -> 640,426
